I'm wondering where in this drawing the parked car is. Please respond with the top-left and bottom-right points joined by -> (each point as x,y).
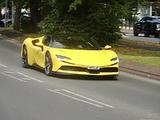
0,19 -> 12,27
0,20 -> 4,27
133,16 -> 160,37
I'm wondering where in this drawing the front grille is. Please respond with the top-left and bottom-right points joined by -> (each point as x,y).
101,67 -> 118,72
88,70 -> 100,74
60,66 -> 86,71
59,66 -> 118,73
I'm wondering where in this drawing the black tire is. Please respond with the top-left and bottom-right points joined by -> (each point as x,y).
111,75 -> 118,80
44,53 -> 53,76
22,46 -> 29,68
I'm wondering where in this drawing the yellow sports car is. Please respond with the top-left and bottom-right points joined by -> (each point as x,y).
21,35 -> 119,78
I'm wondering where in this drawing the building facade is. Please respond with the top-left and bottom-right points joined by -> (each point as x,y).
137,2 -> 160,19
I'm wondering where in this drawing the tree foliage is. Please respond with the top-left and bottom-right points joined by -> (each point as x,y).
0,0 -> 156,44
39,0 -> 129,45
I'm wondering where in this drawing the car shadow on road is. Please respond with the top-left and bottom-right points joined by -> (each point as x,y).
52,73 -> 119,81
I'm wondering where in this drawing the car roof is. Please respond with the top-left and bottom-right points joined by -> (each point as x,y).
142,16 -> 160,19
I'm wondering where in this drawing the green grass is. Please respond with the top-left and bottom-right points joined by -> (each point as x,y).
113,40 -> 160,67
0,26 -> 13,31
119,54 -> 160,67
114,47 -> 160,56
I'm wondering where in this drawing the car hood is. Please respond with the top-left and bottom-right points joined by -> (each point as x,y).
146,19 -> 160,24
50,48 -> 118,66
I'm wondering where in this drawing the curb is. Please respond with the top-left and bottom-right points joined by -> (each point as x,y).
120,58 -> 160,81
120,66 -> 160,81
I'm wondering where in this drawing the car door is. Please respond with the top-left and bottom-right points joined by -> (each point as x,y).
34,35 -> 52,68
142,19 -> 149,33
138,18 -> 146,32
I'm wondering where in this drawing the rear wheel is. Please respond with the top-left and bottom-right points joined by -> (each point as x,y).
44,53 -> 53,76
22,46 -> 29,68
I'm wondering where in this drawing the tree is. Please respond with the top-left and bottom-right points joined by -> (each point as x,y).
0,0 -> 153,35
12,0 -> 24,30
22,0 -> 53,32
39,0 -> 129,45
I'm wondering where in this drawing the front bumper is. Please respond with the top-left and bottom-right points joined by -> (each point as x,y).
145,30 -> 160,34
53,62 -> 119,76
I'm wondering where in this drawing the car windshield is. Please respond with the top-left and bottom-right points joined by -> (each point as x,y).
147,17 -> 156,20
142,17 -> 159,21
51,36 -> 101,50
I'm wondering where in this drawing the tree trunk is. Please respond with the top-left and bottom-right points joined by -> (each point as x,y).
13,3 -> 21,31
29,0 -> 41,28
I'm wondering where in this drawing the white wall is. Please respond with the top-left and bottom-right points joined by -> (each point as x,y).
137,4 -> 152,20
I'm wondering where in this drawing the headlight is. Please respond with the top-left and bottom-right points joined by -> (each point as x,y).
56,55 -> 71,61
156,24 -> 160,30
111,57 -> 119,63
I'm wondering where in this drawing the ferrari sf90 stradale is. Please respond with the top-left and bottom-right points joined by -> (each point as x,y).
21,35 -> 119,78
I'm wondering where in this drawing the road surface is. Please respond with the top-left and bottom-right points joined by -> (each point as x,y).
0,39 -> 160,120
121,29 -> 160,43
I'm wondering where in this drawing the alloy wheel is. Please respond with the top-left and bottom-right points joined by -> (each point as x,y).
45,53 -> 52,76
22,46 -> 29,68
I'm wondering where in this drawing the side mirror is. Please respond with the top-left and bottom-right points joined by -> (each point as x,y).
104,45 -> 111,50
32,39 -> 43,51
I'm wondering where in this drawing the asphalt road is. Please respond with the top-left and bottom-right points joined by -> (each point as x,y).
0,39 -> 160,120
121,29 -> 160,43
123,34 -> 160,43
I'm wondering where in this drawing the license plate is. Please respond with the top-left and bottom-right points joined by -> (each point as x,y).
88,66 -> 100,70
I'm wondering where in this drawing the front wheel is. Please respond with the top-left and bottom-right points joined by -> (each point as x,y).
111,75 -> 118,80
44,53 -> 53,76
22,46 -> 29,68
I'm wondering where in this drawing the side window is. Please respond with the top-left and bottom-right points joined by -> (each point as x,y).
43,36 -> 52,46
140,18 -> 145,22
